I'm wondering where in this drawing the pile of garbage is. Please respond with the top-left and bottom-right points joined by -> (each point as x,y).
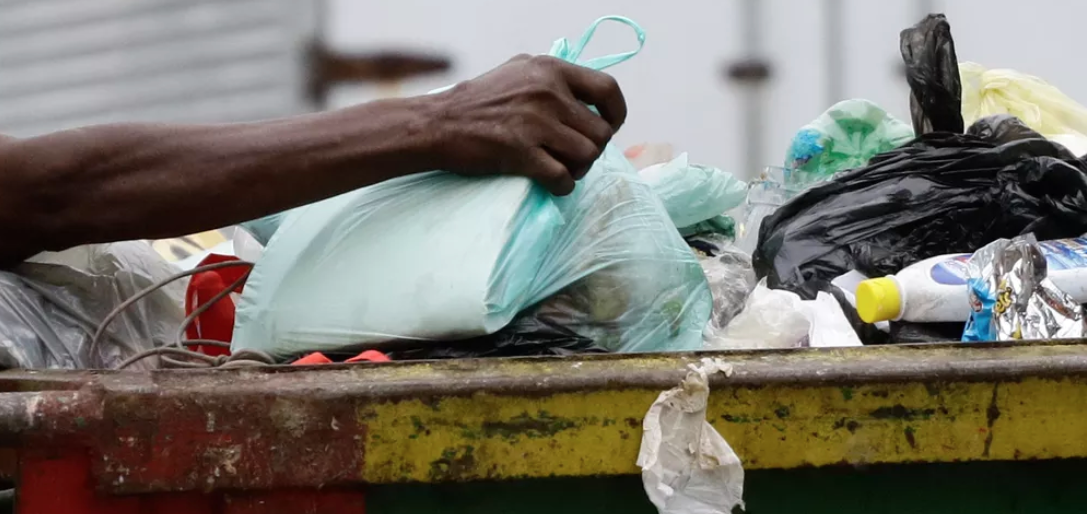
751,13 -> 1087,347
230,13 -> 1087,357
8,14 -> 1087,372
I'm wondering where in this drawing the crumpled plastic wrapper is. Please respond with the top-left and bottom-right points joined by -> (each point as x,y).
696,246 -> 757,330
0,242 -> 186,370
963,235 -> 1085,341
638,357 -> 744,514
704,283 -> 810,350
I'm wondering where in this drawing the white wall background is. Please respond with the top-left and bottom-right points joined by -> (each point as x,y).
328,0 -> 1087,181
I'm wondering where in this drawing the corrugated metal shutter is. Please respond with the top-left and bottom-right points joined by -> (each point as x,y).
0,0 -> 315,137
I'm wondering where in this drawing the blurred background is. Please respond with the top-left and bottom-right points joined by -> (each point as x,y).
1,0 -> 1084,258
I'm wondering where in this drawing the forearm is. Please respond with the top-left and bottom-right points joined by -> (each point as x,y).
0,96 -> 441,262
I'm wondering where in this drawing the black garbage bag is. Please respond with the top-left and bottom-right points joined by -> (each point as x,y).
753,132 -> 1087,299
901,14 -> 963,134
967,114 -> 1042,144
385,317 -> 608,360
889,321 -> 966,344
967,114 -> 1079,159
829,288 -> 891,345
290,316 -> 607,363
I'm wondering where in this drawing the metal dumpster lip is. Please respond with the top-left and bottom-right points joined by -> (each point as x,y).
2,340 -> 1087,492
7,339 -> 1087,392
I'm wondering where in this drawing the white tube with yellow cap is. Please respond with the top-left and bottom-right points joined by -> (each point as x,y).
856,237 -> 1087,324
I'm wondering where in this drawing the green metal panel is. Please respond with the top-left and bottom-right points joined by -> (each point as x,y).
369,460 -> 1087,514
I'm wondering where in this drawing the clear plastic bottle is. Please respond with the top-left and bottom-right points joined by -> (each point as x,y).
734,166 -> 789,255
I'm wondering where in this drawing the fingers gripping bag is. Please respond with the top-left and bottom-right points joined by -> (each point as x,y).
231,17 -> 712,358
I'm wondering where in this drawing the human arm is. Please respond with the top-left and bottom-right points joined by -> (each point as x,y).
0,55 -> 625,265
0,99 -> 438,265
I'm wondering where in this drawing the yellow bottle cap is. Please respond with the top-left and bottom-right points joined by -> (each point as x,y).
855,277 -> 903,323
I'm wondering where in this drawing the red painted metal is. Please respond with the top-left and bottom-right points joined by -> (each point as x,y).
0,373 -> 369,513
16,449 -> 366,513
18,449 -> 142,514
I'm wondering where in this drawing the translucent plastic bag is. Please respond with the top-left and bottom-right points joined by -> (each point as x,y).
703,281 -> 861,350
637,153 -> 746,230
960,62 -> 1087,156
0,242 -> 185,370
232,17 -> 712,358
698,247 -> 756,330
785,99 -> 914,186
623,142 -> 674,171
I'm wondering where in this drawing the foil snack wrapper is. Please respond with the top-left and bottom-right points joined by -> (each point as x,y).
962,235 -> 1085,342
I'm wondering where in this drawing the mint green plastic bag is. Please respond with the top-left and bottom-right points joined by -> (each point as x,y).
637,153 -> 747,230
238,212 -> 287,246
231,17 -> 712,358
785,99 -> 914,188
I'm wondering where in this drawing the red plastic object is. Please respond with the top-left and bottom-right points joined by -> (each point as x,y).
292,352 -> 335,365
185,254 -> 250,356
292,351 -> 390,366
345,350 -> 391,363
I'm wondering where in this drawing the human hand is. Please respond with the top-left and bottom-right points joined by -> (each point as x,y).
428,55 -> 626,195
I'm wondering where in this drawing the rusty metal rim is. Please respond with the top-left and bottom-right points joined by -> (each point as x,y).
3,340 -> 1087,398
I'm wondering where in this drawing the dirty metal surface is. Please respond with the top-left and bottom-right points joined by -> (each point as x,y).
2,341 -> 1087,493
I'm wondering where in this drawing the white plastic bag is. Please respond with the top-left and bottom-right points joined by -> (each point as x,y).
704,281 -> 861,350
704,282 -> 809,349
232,17 -> 712,358
638,357 -> 744,514
624,143 -> 675,171
805,291 -> 861,348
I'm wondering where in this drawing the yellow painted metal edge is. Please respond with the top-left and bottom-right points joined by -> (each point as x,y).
353,343 -> 1087,482
5,341 -> 1087,486
360,376 -> 1087,482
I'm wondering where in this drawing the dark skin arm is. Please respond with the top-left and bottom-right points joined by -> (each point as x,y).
0,55 -> 626,265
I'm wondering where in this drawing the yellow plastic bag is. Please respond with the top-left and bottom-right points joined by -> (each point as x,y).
960,62 -> 1087,155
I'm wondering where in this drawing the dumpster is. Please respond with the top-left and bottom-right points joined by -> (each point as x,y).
2,341 -> 1087,513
